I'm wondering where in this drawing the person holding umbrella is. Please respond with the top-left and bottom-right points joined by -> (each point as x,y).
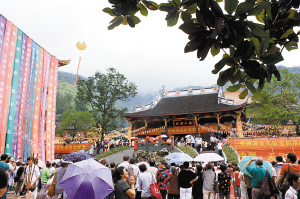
115,166 -> 136,199
245,158 -> 267,199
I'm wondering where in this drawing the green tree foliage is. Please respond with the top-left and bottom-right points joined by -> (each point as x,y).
56,110 -> 95,137
56,83 -> 76,122
104,0 -> 300,97
247,69 -> 300,134
76,68 -> 138,141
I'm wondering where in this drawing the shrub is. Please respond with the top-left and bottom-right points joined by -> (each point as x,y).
95,146 -> 130,160
177,145 -> 198,158
223,145 -> 239,164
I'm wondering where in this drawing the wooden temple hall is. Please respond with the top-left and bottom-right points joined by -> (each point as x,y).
125,87 -> 248,141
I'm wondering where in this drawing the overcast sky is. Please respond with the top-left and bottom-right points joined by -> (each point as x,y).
1,0 -> 299,95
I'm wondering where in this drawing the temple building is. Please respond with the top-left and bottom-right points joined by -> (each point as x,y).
125,87 -> 249,141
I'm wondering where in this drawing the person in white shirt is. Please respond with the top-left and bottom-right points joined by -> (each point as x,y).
217,141 -> 223,157
22,157 -> 40,199
285,173 -> 300,199
270,161 -> 277,182
190,136 -> 195,149
117,155 -> 130,170
195,136 -> 202,153
186,137 -> 191,146
147,159 -> 158,176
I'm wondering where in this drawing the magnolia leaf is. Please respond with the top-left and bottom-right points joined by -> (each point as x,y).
167,12 -> 180,27
252,37 -> 261,56
212,56 -> 231,74
287,9 -> 295,19
225,0 -> 238,16
142,0 -> 159,10
256,13 -> 264,23
235,40 -> 250,57
109,16 -> 122,24
215,17 -> 224,33
108,17 -> 123,30
239,89 -> 248,99
235,0 -> 255,17
261,36 -> 270,55
103,8 -> 116,16
227,84 -> 242,92
173,0 -> 181,8
245,80 -> 256,93
280,29 -> 294,39
139,3 -> 148,16
181,11 -> 194,23
122,16 -> 128,25
159,3 -> 176,12
248,1 -> 271,16
285,41 -> 298,51
246,21 -> 268,38
166,10 -> 178,20
260,53 -> 284,65
211,43 -> 220,57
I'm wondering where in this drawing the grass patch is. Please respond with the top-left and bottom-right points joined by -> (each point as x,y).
95,146 -> 131,160
223,145 -> 239,164
177,145 -> 198,158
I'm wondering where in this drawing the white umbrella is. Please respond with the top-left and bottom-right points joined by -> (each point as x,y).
161,135 -> 167,138
165,152 -> 193,162
193,153 -> 224,162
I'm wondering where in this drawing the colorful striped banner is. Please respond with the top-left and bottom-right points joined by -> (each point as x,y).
0,16 -> 7,65
46,57 -> 55,161
40,51 -> 51,162
31,47 -> 43,155
11,33 -> 27,157
5,29 -> 23,154
17,37 -> 32,159
51,59 -> 58,160
0,20 -> 12,153
1,25 -> 18,154
27,44 -> 40,156
23,41 -> 36,160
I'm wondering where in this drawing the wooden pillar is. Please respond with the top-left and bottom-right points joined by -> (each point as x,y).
128,120 -> 132,143
216,114 -> 220,132
164,118 -> 168,134
236,113 -> 243,137
194,116 -> 198,136
144,119 -> 148,137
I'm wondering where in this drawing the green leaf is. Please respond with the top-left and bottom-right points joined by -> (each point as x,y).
142,0 -> 159,10
179,23 -> 206,35
138,3 -> 148,16
280,29 -> 294,39
241,60 -> 260,69
173,0 -> 181,8
211,43 -> 220,57
258,78 -> 264,92
166,10 -> 178,20
159,3 -> 176,12
225,0 -> 238,16
235,0 -> 256,17
127,17 -> 135,27
248,1 -> 271,16
227,84 -> 242,92
287,9 -> 295,19
246,21 -> 268,38
108,17 -> 123,30
129,16 -> 141,25
245,80 -> 256,93
256,13 -> 264,23
261,36 -> 270,55
122,16 -> 128,25
167,12 -> 180,27
103,8 -> 116,16
285,41 -> 298,51
212,56 -> 231,74
235,40 -> 250,57
239,89 -> 248,99
181,11 -> 194,23
252,37 -> 261,56
215,17 -> 224,33
260,53 -> 284,65
210,0 -> 224,17
216,0 -> 223,2
217,68 -> 233,86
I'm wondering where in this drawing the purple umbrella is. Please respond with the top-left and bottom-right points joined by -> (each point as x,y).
62,151 -> 94,162
60,159 -> 114,199
103,139 -> 110,144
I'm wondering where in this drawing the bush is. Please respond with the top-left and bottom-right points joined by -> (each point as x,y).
223,145 -> 239,164
177,145 -> 198,158
95,146 -> 130,160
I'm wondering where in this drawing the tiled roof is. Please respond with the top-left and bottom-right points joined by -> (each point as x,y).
126,93 -> 245,117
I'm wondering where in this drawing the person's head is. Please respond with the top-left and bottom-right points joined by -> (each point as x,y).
21,162 -> 25,167
170,163 -> 175,167
206,163 -> 213,170
255,158 -> 264,166
114,166 -> 128,181
276,155 -> 283,163
286,153 -> 297,163
139,164 -> 147,172
129,158 -> 136,165
0,168 -> 8,197
0,154 -> 8,161
7,156 -> 15,163
27,156 -> 35,165
73,158 -> 82,163
220,164 -> 227,172
159,161 -> 166,168
100,159 -> 108,166
149,159 -> 156,167
271,161 -> 276,167
110,162 -> 116,169
16,162 -> 21,167
52,162 -> 56,168
46,162 -> 51,168
123,155 -> 130,162
287,173 -> 300,188
196,165 -> 202,173
183,161 -> 189,169
170,166 -> 177,175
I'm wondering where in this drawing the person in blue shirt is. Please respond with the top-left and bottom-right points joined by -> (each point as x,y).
245,158 -> 267,199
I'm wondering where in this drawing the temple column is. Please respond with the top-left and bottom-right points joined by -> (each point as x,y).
128,120 -> 132,143
236,113 -> 243,137
194,116 -> 198,136
164,118 -> 168,134
144,119 -> 148,137
216,114 -> 220,132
